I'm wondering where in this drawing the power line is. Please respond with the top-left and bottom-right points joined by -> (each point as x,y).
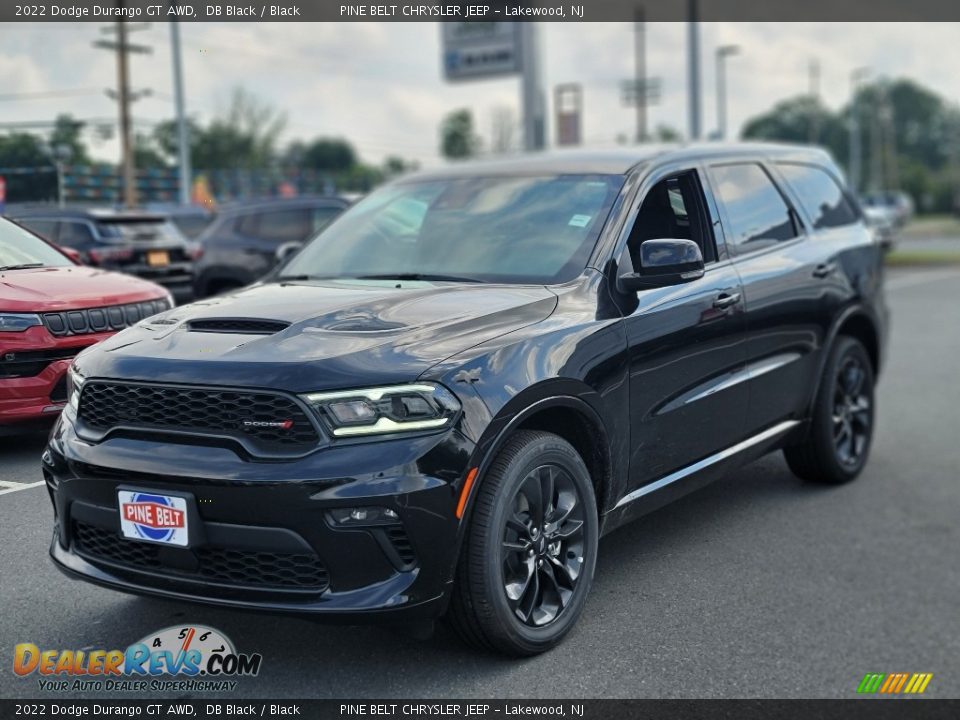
0,89 -> 103,102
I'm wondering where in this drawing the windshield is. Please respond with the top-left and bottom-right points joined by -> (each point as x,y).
0,218 -> 73,269
280,174 -> 624,284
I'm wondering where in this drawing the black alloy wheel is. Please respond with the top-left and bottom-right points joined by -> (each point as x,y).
448,430 -> 598,656
501,463 -> 586,627
785,335 -> 875,484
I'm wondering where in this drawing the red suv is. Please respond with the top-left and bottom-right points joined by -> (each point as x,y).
0,217 -> 172,433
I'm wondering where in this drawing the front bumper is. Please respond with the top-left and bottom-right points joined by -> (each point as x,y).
0,329 -> 108,432
43,411 -> 474,621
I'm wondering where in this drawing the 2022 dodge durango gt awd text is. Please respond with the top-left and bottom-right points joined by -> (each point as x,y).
44,144 -> 887,656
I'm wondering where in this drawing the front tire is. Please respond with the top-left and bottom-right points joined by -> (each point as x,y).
785,336 -> 875,484
448,430 -> 598,656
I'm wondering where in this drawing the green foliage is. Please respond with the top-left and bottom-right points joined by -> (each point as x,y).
742,78 -> 960,213
440,109 -> 480,160
0,132 -> 56,202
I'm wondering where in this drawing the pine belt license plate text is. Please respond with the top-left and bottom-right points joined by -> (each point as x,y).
146,250 -> 170,266
118,490 -> 189,546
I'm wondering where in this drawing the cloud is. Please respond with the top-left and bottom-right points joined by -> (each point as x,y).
0,21 -> 956,167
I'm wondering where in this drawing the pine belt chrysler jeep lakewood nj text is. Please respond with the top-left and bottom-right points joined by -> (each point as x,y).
44,144 -> 887,656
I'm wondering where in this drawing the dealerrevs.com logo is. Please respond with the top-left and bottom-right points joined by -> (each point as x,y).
14,625 -> 262,693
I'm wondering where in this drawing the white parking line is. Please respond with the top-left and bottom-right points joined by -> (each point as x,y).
0,480 -> 22,488
0,481 -> 45,496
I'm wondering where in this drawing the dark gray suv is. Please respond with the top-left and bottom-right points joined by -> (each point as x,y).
192,196 -> 349,297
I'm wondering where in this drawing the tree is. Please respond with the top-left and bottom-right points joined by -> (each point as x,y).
133,133 -> 168,169
49,114 -> 91,165
0,133 -> 57,201
300,138 -> 357,172
440,109 -> 480,160
741,95 -> 846,157
152,87 -> 287,171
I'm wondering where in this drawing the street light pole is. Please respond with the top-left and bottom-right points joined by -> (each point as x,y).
170,16 -> 191,205
687,0 -> 701,140
715,45 -> 739,140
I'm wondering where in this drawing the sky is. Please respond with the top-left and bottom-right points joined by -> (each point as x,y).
0,21 -> 958,168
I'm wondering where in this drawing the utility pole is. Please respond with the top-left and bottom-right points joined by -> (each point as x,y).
848,67 -> 870,194
633,6 -> 646,142
94,18 -> 152,208
170,15 -> 191,205
687,0 -> 701,140
808,58 -> 821,144
715,45 -> 739,140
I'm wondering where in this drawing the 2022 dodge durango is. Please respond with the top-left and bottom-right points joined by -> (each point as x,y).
44,144 -> 887,656
0,218 -> 173,433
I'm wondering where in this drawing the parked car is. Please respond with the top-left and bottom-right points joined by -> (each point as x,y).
46,144 -> 886,656
860,191 -> 914,228
10,209 -> 199,303
192,196 -> 350,297
145,203 -> 216,239
0,217 -> 172,434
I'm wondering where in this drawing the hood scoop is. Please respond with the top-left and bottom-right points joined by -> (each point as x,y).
187,318 -> 290,335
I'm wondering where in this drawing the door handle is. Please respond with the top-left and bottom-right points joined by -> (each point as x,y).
813,262 -> 837,279
713,292 -> 741,309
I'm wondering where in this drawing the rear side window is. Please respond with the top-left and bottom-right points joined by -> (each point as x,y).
18,219 -> 57,241
708,163 -> 798,252
777,163 -> 859,230
58,221 -> 95,247
237,208 -> 311,243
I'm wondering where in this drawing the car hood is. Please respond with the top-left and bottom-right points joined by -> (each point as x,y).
79,280 -> 557,392
0,266 -> 167,312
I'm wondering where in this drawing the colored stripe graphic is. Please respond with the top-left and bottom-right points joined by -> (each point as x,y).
857,672 -> 932,694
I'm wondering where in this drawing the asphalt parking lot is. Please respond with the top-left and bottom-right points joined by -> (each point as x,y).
2,267 -> 958,700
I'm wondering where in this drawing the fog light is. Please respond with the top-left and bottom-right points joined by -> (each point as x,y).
327,506 -> 400,527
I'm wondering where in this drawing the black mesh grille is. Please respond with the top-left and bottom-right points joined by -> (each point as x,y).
188,318 -> 290,334
77,381 -> 320,456
42,299 -> 170,337
385,524 -> 416,566
72,522 -> 329,591
49,373 -> 69,403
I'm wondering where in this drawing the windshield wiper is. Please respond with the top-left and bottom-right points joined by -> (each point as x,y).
0,263 -> 45,271
353,273 -> 482,284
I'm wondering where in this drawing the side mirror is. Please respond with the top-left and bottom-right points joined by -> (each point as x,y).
275,241 -> 303,264
618,238 -> 705,292
58,246 -> 84,265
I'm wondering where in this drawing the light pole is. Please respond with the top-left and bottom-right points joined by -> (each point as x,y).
170,15 -> 191,205
687,0 -> 701,140
715,44 -> 740,141
849,67 -> 870,194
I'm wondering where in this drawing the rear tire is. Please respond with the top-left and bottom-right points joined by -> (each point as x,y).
448,430 -> 598,656
785,336 -> 875,484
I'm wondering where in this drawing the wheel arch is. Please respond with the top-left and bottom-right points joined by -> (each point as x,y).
805,304 -> 881,421
461,391 -> 615,533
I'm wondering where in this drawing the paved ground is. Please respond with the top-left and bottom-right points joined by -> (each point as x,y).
2,268 -> 959,699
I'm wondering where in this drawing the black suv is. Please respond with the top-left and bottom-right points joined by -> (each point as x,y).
11,209 -> 198,303
45,144 -> 887,656
192,196 -> 349,297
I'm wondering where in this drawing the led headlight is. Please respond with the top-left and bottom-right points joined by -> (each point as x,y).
0,313 -> 42,332
301,383 -> 460,437
66,365 -> 86,412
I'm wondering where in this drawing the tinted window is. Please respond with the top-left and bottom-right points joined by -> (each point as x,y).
709,163 -> 798,251
777,163 -> 859,230
257,208 -> 311,243
58,221 -> 95,247
17,219 -> 57,241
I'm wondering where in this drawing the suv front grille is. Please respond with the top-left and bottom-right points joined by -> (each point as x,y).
42,299 -> 170,337
77,381 -> 320,457
72,522 -> 329,591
